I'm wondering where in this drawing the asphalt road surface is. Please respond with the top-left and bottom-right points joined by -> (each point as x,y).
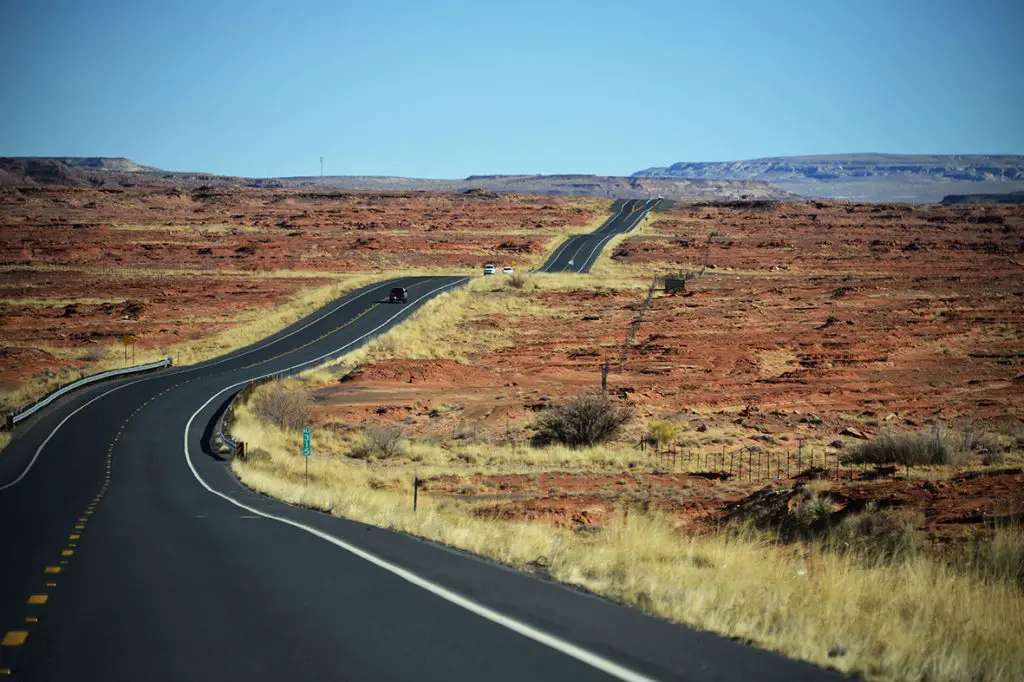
538,198 -> 659,273
0,271 -> 844,681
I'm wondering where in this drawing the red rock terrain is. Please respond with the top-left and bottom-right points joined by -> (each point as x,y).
311,200 -> 1024,536
0,185 -> 604,405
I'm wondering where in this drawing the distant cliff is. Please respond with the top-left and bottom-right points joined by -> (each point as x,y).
940,190 -> 1024,204
0,158 -> 795,201
634,154 -> 1024,203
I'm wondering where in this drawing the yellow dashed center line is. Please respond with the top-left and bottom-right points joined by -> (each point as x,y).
1,631 -> 28,647
27,595 -> 47,605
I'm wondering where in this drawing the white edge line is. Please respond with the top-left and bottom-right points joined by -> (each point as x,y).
579,201 -> 658,272
1,278 -> 407,491
182,278 -> 660,682
540,201 -> 629,273
540,236 -> 576,272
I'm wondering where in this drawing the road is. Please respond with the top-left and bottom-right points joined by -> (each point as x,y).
0,275 -> 843,679
538,198 -> 659,273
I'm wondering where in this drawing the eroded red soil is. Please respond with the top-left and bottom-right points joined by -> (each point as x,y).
0,186 -> 603,399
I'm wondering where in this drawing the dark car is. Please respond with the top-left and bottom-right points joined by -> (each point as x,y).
389,287 -> 408,303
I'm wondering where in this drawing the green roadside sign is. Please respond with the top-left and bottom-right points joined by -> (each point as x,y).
302,428 -> 311,457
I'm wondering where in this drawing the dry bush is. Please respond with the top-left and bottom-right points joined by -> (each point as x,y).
958,420 -> 1006,463
250,380 -> 312,431
533,395 -> 633,447
349,424 -> 406,459
80,345 -> 109,363
789,492 -> 837,535
842,427 -> 960,466
955,527 -> 1024,589
828,505 -> 924,565
505,273 -> 530,290
646,420 -> 679,451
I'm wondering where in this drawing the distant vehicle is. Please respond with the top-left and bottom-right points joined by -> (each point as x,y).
483,263 -> 496,275
389,287 -> 408,303
502,266 -> 514,275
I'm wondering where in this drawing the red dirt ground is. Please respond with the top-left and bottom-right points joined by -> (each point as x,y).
310,200 -> 1023,537
0,186 -> 603,402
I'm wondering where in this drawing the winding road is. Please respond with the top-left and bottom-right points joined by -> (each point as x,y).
0,226 -> 841,680
539,198 -> 660,273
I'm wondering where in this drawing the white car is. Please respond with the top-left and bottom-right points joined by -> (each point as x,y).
483,263 -> 496,275
502,266 -> 514,275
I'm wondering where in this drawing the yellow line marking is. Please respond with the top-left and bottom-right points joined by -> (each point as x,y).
74,525 -> 84,530
69,534 -> 80,540
61,550 -> 74,557
44,566 -> 61,574
46,582 -> 56,588
25,617 -> 38,624
27,594 -> 47,605
1,631 -> 28,646
59,560 -> 69,566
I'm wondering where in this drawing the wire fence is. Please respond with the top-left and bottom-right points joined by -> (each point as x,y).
637,440 -> 900,482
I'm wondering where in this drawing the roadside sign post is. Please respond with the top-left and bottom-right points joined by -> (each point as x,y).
302,427 -> 311,484
123,335 -> 137,365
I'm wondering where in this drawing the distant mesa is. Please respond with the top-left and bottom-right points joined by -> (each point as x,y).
940,190 -> 1024,204
633,154 -> 1024,203
7,154 -> 1024,204
0,158 -> 792,201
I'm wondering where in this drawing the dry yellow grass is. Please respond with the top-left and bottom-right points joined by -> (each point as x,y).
0,431 -> 10,457
298,278 -> 560,385
232,409 -> 1024,682
0,268 -> 474,412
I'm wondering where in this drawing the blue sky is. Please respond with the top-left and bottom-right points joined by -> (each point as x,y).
1,0 -> 1021,178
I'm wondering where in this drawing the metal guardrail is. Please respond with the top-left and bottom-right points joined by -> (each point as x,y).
8,358 -> 173,428
217,371 -> 288,458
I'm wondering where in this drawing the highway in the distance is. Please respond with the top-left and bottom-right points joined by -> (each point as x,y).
0,235 -> 842,680
538,198 -> 660,273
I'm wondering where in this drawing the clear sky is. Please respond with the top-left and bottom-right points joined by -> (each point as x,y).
1,0 -> 1021,178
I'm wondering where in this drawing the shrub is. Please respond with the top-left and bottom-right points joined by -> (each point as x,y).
954,527 -> 1024,589
647,420 -> 679,451
533,395 -> 633,447
506,273 -> 529,290
251,380 -> 312,431
958,421 -> 1006,462
349,424 -> 406,459
842,427 -> 959,466
828,504 -> 923,565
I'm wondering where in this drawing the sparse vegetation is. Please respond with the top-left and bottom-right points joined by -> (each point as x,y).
533,395 -> 633,447
231,410 -> 1024,682
827,504 -> 924,565
250,380 -> 311,431
842,425 -> 1011,467
349,424 -> 406,460
646,420 -> 679,452
842,427 -> 960,466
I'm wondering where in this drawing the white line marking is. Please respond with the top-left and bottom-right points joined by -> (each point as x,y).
577,201 -> 657,272
540,202 -> 629,272
182,278 -> 659,682
0,278 -> 415,491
